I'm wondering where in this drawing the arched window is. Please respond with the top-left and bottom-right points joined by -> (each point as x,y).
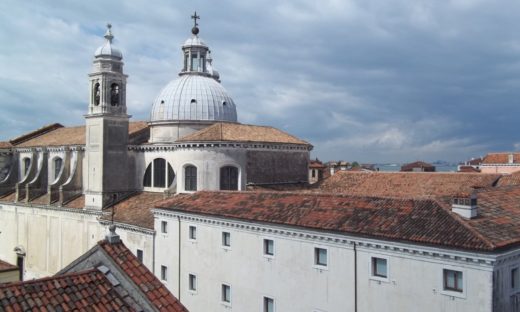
143,165 -> 152,187
220,166 -> 238,190
23,158 -> 31,177
185,165 -> 197,191
94,83 -> 100,106
143,158 -> 175,188
110,83 -> 120,106
54,158 -> 63,181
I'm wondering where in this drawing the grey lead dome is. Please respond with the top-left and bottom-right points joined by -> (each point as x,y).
150,75 -> 237,122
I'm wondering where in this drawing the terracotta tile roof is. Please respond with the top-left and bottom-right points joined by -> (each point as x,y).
14,121 -> 149,148
98,240 -> 188,312
316,171 -> 501,198
9,123 -> 64,145
400,161 -> 435,172
483,152 -> 520,164
497,172 -> 520,187
102,192 -> 166,229
0,191 -> 16,203
309,160 -> 326,169
62,195 -> 85,209
0,259 -> 17,273
458,165 -> 481,173
0,269 -> 137,311
0,141 -> 12,148
177,122 -> 310,145
155,191 -> 498,251
465,186 -> 520,249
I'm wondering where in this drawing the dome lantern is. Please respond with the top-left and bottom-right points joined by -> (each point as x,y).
148,13 -> 237,143
180,12 -> 220,80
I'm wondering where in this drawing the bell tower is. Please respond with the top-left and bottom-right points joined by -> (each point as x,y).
84,24 -> 130,210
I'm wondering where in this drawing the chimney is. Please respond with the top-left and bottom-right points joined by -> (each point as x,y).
452,193 -> 478,219
106,224 -> 121,244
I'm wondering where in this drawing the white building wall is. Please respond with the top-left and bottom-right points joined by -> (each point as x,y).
493,250 -> 520,311
356,247 -> 493,312
154,210 -> 505,312
139,148 -> 247,193
0,203 -> 154,279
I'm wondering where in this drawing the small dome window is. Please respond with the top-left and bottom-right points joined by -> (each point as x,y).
222,101 -> 227,106
191,99 -> 197,104
160,100 -> 165,104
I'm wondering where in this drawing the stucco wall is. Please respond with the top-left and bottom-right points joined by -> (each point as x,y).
154,211 -> 502,312
0,203 -> 154,279
135,148 -> 247,193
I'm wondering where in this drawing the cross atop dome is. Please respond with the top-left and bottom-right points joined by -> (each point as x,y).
191,11 -> 200,35
104,23 -> 114,43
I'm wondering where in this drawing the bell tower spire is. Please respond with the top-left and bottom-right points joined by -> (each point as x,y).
88,23 -> 127,116
84,23 -> 131,210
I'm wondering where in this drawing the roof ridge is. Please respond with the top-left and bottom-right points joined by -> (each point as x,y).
191,190 -> 436,202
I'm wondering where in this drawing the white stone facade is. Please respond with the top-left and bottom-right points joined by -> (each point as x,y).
153,210 -> 520,312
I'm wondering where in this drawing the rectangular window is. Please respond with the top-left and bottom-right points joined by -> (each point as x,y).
189,226 -> 197,240
512,268 -> 519,289
264,239 -> 274,256
372,257 -> 387,278
443,269 -> 463,292
161,265 -> 167,281
161,221 -> 168,234
136,249 -> 143,263
222,232 -> 231,247
264,297 -> 274,312
314,247 -> 327,266
222,284 -> 231,303
189,274 -> 197,291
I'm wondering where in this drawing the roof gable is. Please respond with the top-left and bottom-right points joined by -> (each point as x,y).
59,238 -> 187,312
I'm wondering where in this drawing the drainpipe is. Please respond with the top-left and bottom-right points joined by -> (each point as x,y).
354,242 -> 358,312
152,230 -> 156,274
177,215 -> 181,300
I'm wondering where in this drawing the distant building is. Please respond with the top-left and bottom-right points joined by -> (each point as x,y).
308,159 -> 326,184
481,153 -> 520,174
326,161 -> 350,176
400,161 -> 436,172
458,157 -> 482,173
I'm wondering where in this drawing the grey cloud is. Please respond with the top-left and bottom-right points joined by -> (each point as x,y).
1,0 -> 520,163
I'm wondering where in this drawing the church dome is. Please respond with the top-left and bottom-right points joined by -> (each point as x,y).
150,75 -> 237,122
94,24 -> 122,59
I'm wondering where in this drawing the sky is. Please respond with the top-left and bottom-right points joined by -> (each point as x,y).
1,0 -> 520,163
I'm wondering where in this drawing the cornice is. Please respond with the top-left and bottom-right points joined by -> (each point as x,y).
130,142 -> 311,152
153,209 -> 498,267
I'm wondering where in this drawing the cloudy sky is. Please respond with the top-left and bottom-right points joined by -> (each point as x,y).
1,0 -> 520,163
